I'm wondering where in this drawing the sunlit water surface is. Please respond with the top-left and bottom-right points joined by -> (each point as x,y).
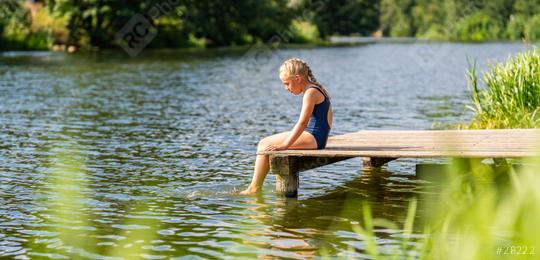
0,42 -> 532,258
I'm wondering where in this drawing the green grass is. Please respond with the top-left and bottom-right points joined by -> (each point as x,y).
27,139 -> 161,259
326,157 -> 540,259
464,48 -> 540,129
421,158 -> 540,259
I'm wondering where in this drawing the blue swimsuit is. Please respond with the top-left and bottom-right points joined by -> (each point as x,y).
305,86 -> 331,149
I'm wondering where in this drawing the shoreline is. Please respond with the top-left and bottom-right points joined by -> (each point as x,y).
4,36 -> 540,54
0,39 -> 536,57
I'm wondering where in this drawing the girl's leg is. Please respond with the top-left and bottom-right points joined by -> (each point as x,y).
240,131 -> 317,194
242,154 -> 270,194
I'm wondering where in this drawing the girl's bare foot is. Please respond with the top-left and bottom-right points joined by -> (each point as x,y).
239,187 -> 260,195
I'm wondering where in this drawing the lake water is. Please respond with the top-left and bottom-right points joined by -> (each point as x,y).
0,42 -> 534,259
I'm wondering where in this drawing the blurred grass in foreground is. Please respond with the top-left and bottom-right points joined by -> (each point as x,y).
27,139 -> 160,259
319,157 -> 540,259
27,141 -> 540,258
422,157 -> 540,259
32,139 -> 540,259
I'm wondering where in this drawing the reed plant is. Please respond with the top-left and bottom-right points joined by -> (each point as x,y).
465,48 -> 540,129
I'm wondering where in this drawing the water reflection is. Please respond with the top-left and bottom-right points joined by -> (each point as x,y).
230,166 -> 421,258
0,42 -> 531,258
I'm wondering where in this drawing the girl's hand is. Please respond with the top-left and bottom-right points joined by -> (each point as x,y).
264,143 -> 289,151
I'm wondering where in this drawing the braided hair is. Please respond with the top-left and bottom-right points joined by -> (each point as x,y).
279,58 -> 330,99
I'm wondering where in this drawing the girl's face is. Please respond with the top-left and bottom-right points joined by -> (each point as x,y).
280,72 -> 304,95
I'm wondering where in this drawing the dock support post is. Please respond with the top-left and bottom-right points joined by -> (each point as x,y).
270,155 -> 354,197
271,156 -> 299,197
493,158 -> 508,166
363,157 -> 396,170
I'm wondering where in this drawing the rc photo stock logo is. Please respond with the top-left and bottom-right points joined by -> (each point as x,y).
115,14 -> 157,57
115,0 -> 183,57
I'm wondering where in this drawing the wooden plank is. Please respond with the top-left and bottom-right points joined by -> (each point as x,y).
265,129 -> 540,196
264,150 -> 534,158
260,129 -> 540,158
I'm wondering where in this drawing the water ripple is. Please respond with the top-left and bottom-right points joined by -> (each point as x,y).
0,43 -> 528,258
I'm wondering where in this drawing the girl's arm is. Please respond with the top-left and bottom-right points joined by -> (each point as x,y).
266,89 -> 317,151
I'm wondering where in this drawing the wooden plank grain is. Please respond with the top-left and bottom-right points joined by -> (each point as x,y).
260,129 -> 540,158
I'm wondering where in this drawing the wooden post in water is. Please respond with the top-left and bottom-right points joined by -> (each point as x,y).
270,155 -> 354,197
362,157 -> 396,170
271,156 -> 299,197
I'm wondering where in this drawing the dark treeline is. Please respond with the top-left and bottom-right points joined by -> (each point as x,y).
0,0 -> 538,51
380,0 -> 540,41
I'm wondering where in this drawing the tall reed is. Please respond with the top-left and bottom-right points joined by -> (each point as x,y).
466,48 -> 540,129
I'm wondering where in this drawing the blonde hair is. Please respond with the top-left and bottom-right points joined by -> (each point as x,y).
279,58 -> 330,99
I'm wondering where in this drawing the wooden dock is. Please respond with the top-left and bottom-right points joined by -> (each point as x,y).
261,129 -> 540,197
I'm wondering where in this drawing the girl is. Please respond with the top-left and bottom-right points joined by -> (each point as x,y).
240,58 -> 332,195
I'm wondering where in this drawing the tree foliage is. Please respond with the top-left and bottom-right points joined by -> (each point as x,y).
383,0 -> 540,41
0,0 -> 52,50
313,0 -> 380,37
1,0 -> 540,51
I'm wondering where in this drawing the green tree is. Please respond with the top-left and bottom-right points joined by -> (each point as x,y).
183,0 -> 292,46
505,14 -> 527,40
524,14 -> 540,41
410,0 -> 443,37
46,0 -> 161,47
45,0 -> 294,48
452,12 -> 503,41
380,0 -> 413,37
312,0 -> 380,37
0,0 -> 52,50
512,0 -> 540,16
